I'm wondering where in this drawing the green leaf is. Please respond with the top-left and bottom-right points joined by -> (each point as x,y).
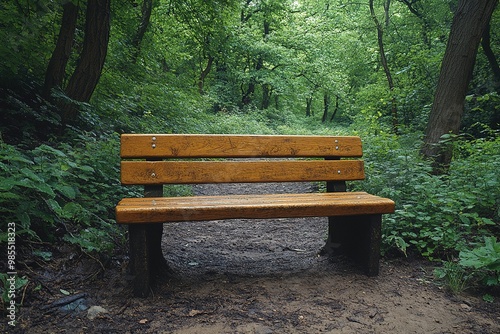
36,144 -> 67,157
79,165 -> 95,173
61,202 -> 82,219
32,250 -> 52,261
483,294 -> 494,302
16,211 -> 30,227
0,179 -> 22,192
20,168 -> 43,183
485,277 -> 499,287
57,185 -> 77,199
35,182 -> 56,197
46,199 -> 61,213
60,289 -> 70,296
459,237 -> 500,271
14,276 -> 28,290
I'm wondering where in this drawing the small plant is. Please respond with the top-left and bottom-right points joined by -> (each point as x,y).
434,261 -> 470,294
64,225 -> 116,254
459,237 -> 500,287
483,294 -> 495,303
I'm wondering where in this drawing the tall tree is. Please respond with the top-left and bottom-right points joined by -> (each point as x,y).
63,0 -> 111,123
130,0 -> 153,63
421,0 -> 498,172
369,0 -> 398,134
43,1 -> 79,98
481,17 -> 500,91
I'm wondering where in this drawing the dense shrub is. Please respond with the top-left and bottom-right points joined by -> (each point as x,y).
0,134 -> 135,253
351,129 -> 499,261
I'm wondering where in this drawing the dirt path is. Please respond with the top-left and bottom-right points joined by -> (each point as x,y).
9,182 -> 500,333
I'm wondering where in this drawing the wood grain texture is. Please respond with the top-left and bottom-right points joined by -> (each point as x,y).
116,192 -> 395,223
120,160 -> 365,185
120,134 -> 363,158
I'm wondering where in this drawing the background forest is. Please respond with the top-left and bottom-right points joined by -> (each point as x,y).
1,0 -> 500,303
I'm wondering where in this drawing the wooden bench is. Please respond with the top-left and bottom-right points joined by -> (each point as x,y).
115,134 -> 395,297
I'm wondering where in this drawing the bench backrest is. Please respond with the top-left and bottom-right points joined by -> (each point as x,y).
120,134 -> 364,186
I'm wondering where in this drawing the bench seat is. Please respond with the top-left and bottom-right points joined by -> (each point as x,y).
116,192 -> 394,223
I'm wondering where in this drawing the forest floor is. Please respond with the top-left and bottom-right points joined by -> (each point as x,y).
6,182 -> 500,333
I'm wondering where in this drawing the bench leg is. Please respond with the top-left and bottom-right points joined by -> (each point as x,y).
322,214 -> 381,276
129,224 -> 150,297
129,223 -> 168,297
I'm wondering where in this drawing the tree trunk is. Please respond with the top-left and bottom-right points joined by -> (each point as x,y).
261,84 -> 271,109
63,0 -> 111,123
241,82 -> 255,105
241,57 -> 262,106
43,2 -> 79,98
305,96 -> 313,117
481,18 -> 500,91
330,95 -> 339,122
421,0 -> 498,172
369,0 -> 398,134
384,0 -> 391,28
322,93 -> 329,123
131,0 -> 153,63
198,55 -> 214,94
259,19 -> 271,109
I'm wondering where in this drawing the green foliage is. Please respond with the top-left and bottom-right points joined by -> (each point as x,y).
1,143 -> 60,241
0,134 -> 136,253
0,80 -> 62,145
0,1 -> 59,80
459,237 -> 500,287
64,225 -> 115,254
435,236 -> 500,295
352,129 -> 500,261
483,294 -> 495,303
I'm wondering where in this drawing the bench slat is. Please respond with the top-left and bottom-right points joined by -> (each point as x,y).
120,134 -> 363,158
121,160 -> 365,185
116,192 -> 395,223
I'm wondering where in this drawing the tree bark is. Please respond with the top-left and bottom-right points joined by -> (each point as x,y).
43,2 -> 79,98
481,18 -> 500,90
305,96 -> 312,117
421,0 -> 498,172
384,0 -> 391,28
322,93 -> 329,123
241,57 -> 262,106
131,0 -> 153,63
261,83 -> 271,109
63,0 -> 110,123
330,95 -> 339,122
260,19 -> 271,109
198,55 -> 214,94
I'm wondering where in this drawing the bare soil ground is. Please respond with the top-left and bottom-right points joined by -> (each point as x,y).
6,182 -> 500,333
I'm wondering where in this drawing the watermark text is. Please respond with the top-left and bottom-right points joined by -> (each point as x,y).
6,222 -> 17,327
